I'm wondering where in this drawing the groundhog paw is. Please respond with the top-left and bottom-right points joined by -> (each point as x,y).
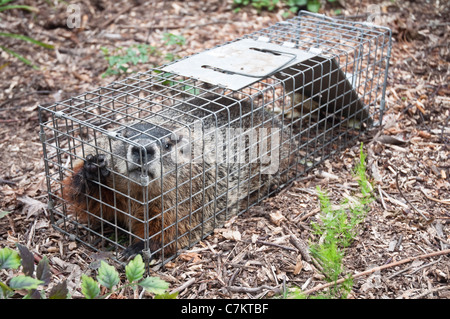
121,241 -> 144,259
84,154 -> 110,181
121,240 -> 162,261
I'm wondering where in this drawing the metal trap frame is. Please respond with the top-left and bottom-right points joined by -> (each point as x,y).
39,12 -> 392,266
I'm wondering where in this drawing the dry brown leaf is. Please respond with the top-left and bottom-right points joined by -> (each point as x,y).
294,257 -> 303,275
269,211 -> 286,226
17,196 -> 47,219
417,130 -> 432,139
25,174 -> 47,197
179,252 -> 202,263
222,230 -> 241,241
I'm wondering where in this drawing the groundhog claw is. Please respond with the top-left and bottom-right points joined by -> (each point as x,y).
121,240 -> 164,261
121,241 -> 145,260
84,154 -> 110,181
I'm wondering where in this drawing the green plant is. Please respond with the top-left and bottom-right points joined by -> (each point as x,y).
289,143 -> 374,299
354,143 -> 373,202
0,0 -> 36,13
0,244 -> 67,299
0,0 -> 54,69
309,188 -> 355,298
233,0 -> 252,7
162,33 -> 186,47
254,0 -> 279,11
101,33 -> 186,77
162,32 -> 186,62
81,254 -> 176,299
101,44 -> 158,77
0,244 -> 174,299
233,0 -> 279,12
233,0 -> 338,15
283,0 -> 320,14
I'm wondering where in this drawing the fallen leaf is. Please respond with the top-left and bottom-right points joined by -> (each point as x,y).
17,196 -> 47,219
269,211 -> 286,226
179,252 -> 202,263
294,256 -> 303,275
0,210 -> 12,219
417,130 -> 431,139
222,230 -> 241,241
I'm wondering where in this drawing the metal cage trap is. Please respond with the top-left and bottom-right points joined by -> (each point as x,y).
39,12 -> 392,265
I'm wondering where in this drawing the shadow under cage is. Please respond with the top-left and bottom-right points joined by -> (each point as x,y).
39,11 -> 392,266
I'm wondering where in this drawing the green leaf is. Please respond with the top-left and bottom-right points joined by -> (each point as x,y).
16,244 -> 34,277
0,247 -> 21,270
0,281 -> 14,298
0,0 -> 16,5
0,33 -> 54,49
0,210 -> 11,219
125,255 -> 145,283
49,280 -> 69,299
9,275 -> 43,290
97,261 -> 119,290
163,33 -> 186,46
154,291 -> 178,299
81,275 -> 100,299
307,0 -> 321,12
0,4 -> 39,12
0,45 -> 38,69
138,276 -> 169,295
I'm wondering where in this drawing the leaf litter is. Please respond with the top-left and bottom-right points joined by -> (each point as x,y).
0,0 -> 448,299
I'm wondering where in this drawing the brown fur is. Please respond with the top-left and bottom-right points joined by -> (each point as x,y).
62,94 -> 294,257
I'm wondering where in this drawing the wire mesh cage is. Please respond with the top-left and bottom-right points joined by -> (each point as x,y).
39,12 -> 392,265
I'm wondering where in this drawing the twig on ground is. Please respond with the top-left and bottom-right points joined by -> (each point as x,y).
420,188 -> 450,205
302,248 -> 450,296
99,4 -> 140,29
170,277 -> 196,295
378,185 -> 388,210
244,240 -> 297,252
227,284 -> 282,294
387,256 -> 441,279
298,207 -> 321,222
395,171 -> 429,220
289,234 -> 312,262
412,285 -> 449,299
0,178 -> 16,186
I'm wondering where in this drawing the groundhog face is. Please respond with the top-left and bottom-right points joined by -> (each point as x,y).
112,122 -> 191,183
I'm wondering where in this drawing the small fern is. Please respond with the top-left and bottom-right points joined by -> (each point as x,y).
290,143 -> 374,299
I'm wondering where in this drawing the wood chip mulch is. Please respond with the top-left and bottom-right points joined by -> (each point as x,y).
0,0 -> 448,299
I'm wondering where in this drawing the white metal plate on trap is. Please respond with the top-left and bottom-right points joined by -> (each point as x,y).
162,38 -> 317,91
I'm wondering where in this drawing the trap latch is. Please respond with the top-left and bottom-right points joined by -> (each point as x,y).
162,38 -> 318,91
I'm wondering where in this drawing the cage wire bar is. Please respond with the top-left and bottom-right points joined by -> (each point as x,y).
39,12 -> 392,265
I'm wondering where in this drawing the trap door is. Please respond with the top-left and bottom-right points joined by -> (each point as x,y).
162,38 -> 317,91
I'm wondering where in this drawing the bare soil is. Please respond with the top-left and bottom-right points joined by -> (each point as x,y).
0,0 -> 449,299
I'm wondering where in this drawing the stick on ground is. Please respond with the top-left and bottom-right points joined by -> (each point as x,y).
301,248 -> 450,296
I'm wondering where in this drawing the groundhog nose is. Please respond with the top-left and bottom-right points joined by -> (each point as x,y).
131,144 -> 156,163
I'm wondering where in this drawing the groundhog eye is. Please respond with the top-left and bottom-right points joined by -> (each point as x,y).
165,143 -> 171,150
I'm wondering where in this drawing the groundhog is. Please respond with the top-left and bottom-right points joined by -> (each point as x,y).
62,94 -> 294,259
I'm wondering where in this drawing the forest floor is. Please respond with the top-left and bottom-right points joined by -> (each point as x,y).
0,0 -> 449,299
